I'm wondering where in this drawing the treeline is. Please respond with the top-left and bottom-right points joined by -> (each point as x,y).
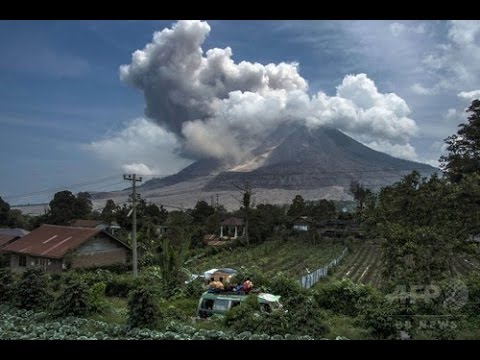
351,99 -> 480,287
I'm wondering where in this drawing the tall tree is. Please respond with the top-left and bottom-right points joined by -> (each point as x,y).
0,196 -> 11,226
191,200 -> 215,224
287,195 -> 306,218
349,181 -> 373,212
48,191 -> 77,225
101,199 -> 117,224
75,192 -> 93,219
440,99 -> 480,182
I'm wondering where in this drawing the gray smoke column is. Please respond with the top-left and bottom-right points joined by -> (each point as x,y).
120,20 -> 418,162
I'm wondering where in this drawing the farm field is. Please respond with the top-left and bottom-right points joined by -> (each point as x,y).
332,241 -> 480,288
187,238 -> 345,279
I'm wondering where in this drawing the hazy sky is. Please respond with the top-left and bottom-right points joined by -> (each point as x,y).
1,20 -> 479,204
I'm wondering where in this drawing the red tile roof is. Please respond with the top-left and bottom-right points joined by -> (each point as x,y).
220,217 -> 244,226
0,234 -> 17,248
72,219 -> 106,228
1,224 -> 126,259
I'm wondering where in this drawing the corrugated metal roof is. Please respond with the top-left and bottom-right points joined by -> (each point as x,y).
0,228 -> 30,237
72,219 -> 106,228
0,234 -> 17,248
220,217 -> 244,226
1,224 -> 122,259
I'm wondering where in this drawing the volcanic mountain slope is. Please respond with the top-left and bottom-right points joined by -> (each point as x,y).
202,125 -> 438,191
60,125 -> 439,213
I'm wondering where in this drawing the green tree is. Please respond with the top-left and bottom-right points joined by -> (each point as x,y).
75,192 -> 93,219
6,209 -> 28,228
287,195 -> 306,218
349,181 -> 373,212
101,199 -> 117,224
54,277 -> 92,317
48,191 -> 77,225
128,286 -> 160,329
440,99 -> 480,182
191,200 -> 215,224
158,214 -> 191,296
16,268 -> 50,310
306,199 -> 336,220
0,196 -> 11,226
0,269 -> 15,304
145,203 -> 168,225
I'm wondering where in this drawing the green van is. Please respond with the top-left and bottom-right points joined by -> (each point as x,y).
196,291 -> 282,318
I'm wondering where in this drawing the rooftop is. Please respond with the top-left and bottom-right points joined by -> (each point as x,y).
1,224 -> 128,259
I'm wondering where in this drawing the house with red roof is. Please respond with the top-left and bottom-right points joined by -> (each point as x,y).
1,224 -> 131,273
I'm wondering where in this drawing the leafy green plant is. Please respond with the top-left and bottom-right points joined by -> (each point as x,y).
105,275 -> 136,298
15,268 -> 50,310
88,282 -> 108,313
54,277 -> 92,317
128,286 -> 160,329
314,279 -> 380,316
224,294 -> 259,332
0,268 -> 15,304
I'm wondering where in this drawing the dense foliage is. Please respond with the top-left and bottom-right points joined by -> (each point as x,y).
128,287 -> 160,329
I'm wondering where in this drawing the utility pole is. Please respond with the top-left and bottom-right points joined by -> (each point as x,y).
216,194 -> 219,209
123,173 -> 143,277
234,182 -> 255,246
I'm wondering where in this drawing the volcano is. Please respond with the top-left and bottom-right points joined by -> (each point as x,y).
141,124 -> 437,192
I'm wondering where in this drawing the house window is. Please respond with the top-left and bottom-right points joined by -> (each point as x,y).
18,255 -> 27,267
36,258 -> 48,266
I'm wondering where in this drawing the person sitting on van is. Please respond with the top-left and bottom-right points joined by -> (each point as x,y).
208,280 -> 224,291
242,278 -> 253,294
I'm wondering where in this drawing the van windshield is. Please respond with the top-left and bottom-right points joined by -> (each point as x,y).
213,299 -> 229,311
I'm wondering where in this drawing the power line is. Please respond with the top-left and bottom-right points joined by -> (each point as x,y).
4,175 -> 122,201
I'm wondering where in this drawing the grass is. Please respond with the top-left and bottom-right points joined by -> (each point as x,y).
89,297 -> 128,325
187,237 -> 345,279
323,314 -> 372,340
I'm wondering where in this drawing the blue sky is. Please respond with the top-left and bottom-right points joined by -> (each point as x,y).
1,20 -> 480,205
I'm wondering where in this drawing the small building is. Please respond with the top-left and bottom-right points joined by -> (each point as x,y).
220,217 -> 245,239
72,219 -> 121,235
316,219 -> 362,238
1,224 -> 131,273
292,216 -> 313,232
156,225 -> 170,237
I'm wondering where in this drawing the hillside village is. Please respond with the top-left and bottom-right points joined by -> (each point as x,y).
2,107 -> 480,340
2,19 -> 480,341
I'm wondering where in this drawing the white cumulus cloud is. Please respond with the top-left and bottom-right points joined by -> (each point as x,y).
458,89 -> 480,102
364,140 -> 418,161
411,83 -> 436,95
122,163 -> 157,176
87,118 -> 192,176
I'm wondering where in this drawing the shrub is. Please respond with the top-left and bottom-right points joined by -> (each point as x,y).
88,282 -> 108,314
54,277 -> 92,317
314,279 -> 381,316
128,287 -> 160,329
15,268 -> 50,310
224,295 -> 259,332
105,275 -> 136,298
158,298 -> 198,324
268,273 -> 306,305
181,278 -> 205,299
286,296 -> 329,338
0,268 -> 15,304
